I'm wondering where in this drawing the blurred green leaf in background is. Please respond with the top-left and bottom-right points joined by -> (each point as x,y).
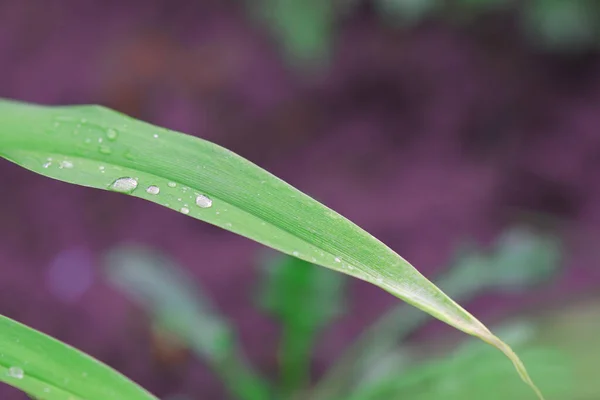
104,225 -> 569,400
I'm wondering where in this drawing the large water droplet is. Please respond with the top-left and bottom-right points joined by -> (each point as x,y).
180,207 -> 190,215
106,128 -> 118,141
195,194 -> 212,208
146,185 -> 160,195
110,177 -> 138,193
99,145 -> 112,155
8,367 -> 24,379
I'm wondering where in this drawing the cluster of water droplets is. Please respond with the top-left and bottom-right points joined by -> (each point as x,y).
109,178 -> 214,217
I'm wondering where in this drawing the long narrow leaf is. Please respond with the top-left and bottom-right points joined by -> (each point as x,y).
0,99 -> 543,399
0,314 -> 157,400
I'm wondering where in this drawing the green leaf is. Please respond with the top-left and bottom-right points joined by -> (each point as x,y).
312,226 -> 561,399
344,323 -> 571,400
104,245 -> 272,400
256,254 -> 345,395
0,314 -> 157,400
0,98 -> 544,399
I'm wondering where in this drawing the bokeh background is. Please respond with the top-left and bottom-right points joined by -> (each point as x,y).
1,0 -> 600,399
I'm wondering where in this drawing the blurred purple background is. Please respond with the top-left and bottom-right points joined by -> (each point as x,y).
2,1 -> 600,398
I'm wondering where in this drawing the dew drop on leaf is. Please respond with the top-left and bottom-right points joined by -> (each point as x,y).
146,185 -> 160,195
8,366 -> 24,379
109,177 -> 138,193
167,182 -> 177,188
106,128 -> 118,141
180,207 -> 190,214
99,145 -> 112,155
59,160 -> 74,169
195,194 -> 212,208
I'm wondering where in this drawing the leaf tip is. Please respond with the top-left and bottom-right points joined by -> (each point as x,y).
482,332 -> 546,400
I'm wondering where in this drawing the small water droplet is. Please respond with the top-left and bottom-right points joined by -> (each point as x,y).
292,251 -> 299,256
153,134 -> 159,139
146,186 -> 160,195
98,137 -> 103,143
110,177 -> 138,193
335,257 -> 341,263
106,128 -> 118,141
8,366 -> 23,379
99,145 -> 111,154
168,182 -> 177,188
59,160 -> 74,169
124,151 -> 135,160
180,207 -> 190,215
99,166 -> 105,171
225,222 -> 232,228
376,277 -> 383,284
43,161 -> 52,168
195,194 -> 212,208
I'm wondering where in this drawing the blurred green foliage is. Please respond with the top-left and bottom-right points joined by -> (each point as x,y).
104,226 -> 568,399
256,254 -> 346,397
251,0 -> 600,69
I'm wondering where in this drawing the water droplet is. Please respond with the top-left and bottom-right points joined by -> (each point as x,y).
195,194 -> 212,208
146,185 -> 160,195
110,177 -> 138,193
225,222 -> 232,228
8,367 -> 23,379
334,257 -> 341,263
167,182 -> 177,188
153,134 -> 159,139
43,161 -> 52,168
292,251 -> 299,256
99,166 -> 105,172
124,151 -> 135,160
98,137 -> 103,143
59,160 -> 74,169
106,128 -> 118,141
180,207 -> 190,215
376,277 -> 383,284
99,145 -> 111,155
